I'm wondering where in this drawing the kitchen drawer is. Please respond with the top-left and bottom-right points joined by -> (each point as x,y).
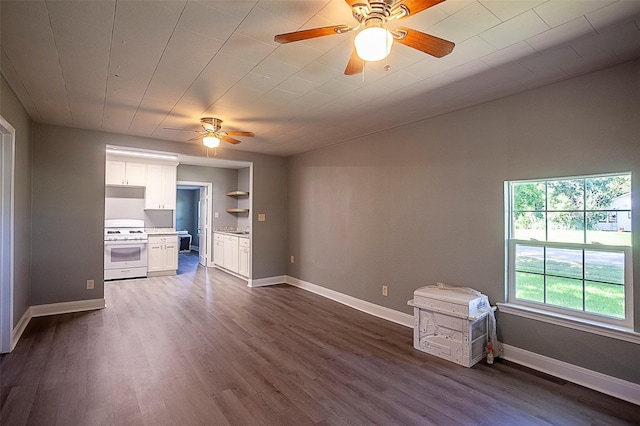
239,237 -> 250,248
214,233 -> 224,242
148,234 -> 177,244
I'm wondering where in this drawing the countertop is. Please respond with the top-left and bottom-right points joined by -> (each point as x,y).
214,231 -> 251,238
145,228 -> 179,235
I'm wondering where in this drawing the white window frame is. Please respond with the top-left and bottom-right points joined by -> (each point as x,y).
505,173 -> 633,329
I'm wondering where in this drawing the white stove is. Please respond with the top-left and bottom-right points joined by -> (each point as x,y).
104,219 -> 148,280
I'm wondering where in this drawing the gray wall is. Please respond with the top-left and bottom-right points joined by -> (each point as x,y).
31,125 -> 106,304
0,76 -> 32,326
287,59 -> 640,384
237,167 -> 251,230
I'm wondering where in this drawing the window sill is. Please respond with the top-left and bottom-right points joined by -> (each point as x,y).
496,303 -> 640,344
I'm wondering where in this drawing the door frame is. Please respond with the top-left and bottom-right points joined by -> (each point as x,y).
1,115 -> 16,354
176,181 -> 212,267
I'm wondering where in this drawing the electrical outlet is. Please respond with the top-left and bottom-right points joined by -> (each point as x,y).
382,285 -> 388,296
258,213 -> 266,222
290,255 -> 295,263
86,279 -> 94,290
214,211 -> 219,218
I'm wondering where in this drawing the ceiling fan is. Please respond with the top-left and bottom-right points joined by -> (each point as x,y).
181,117 -> 255,148
274,0 -> 455,75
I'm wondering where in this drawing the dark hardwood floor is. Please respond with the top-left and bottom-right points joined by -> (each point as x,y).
2,265 -> 639,425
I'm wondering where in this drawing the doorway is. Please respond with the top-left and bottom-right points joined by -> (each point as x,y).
176,182 -> 212,272
1,116 -> 15,353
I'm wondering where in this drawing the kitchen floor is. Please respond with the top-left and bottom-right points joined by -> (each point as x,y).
177,250 -> 200,275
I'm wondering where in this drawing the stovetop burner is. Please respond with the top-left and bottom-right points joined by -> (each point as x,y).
104,219 -> 147,242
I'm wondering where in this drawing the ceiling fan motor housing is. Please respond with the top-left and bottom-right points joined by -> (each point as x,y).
200,117 -> 222,131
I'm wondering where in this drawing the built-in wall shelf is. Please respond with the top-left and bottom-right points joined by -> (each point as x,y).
226,190 -> 249,197
226,208 -> 250,213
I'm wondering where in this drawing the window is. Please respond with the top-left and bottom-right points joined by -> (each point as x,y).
506,173 -> 632,327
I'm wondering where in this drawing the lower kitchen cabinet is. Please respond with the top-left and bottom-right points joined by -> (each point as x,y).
213,232 -> 250,278
148,234 -> 178,276
239,237 -> 250,277
223,235 -> 239,272
213,233 -> 224,266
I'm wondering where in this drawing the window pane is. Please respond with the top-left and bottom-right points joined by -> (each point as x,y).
586,212 -> 631,245
548,212 -> 584,243
513,212 -> 546,240
548,179 -> 584,210
513,182 -> 545,211
585,250 -> 624,284
515,272 -> 544,302
585,175 -> 631,210
515,245 -> 544,274
546,248 -> 582,279
585,281 -> 624,319
546,276 -> 583,310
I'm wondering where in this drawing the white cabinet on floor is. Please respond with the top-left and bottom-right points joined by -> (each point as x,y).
106,160 -> 146,186
213,232 -> 250,278
213,233 -> 224,266
239,237 -> 250,278
148,234 -> 178,276
145,164 -> 176,210
223,235 -> 239,273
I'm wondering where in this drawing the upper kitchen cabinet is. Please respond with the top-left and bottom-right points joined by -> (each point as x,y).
145,164 -> 177,210
106,160 -> 146,186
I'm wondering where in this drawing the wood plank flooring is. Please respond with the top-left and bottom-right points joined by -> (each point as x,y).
2,263 -> 640,425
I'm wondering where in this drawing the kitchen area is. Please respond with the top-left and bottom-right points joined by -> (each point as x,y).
104,146 -> 252,282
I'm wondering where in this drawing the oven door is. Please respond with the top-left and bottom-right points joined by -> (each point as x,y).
104,241 -> 148,270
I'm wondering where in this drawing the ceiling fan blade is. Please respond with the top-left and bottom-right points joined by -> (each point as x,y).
275,25 -> 351,44
344,49 -> 364,75
395,0 -> 446,18
394,27 -> 454,58
221,136 -> 241,145
225,131 -> 255,137
188,135 -> 203,142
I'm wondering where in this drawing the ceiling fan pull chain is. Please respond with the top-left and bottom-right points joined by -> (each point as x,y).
362,59 -> 366,83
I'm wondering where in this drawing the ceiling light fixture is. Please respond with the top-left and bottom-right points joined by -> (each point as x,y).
354,18 -> 393,62
202,135 -> 220,148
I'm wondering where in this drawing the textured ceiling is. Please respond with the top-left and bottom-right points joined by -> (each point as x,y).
2,0 -> 639,157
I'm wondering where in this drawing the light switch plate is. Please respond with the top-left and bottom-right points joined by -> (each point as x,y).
258,213 -> 266,222
214,211 -> 219,218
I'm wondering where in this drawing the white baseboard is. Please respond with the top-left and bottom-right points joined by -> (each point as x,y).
11,308 -> 32,351
10,298 -> 105,351
502,344 -> 640,405
285,275 -> 413,328
248,275 -> 287,288
30,298 -> 105,317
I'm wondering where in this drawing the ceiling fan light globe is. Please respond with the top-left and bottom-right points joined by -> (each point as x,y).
354,27 -> 393,62
203,136 -> 220,148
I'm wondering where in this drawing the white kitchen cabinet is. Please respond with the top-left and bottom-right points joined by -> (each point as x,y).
223,235 -> 239,273
213,232 -> 249,278
145,164 -> 177,210
213,233 -> 224,266
147,234 -> 178,276
239,237 -> 250,277
106,160 -> 146,186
